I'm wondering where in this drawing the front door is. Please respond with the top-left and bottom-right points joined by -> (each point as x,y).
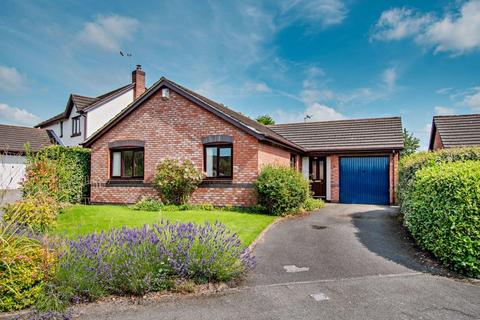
310,157 -> 326,198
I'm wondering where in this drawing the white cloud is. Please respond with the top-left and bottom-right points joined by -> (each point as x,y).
0,65 -> 26,92
371,7 -> 433,41
372,1 -> 480,55
464,88 -> 480,110
245,81 -> 272,93
305,103 -> 346,120
422,1 -> 480,55
0,103 -> 41,126
381,67 -> 397,91
77,15 -> 139,52
436,87 -> 453,95
275,103 -> 345,123
279,0 -> 347,29
434,106 -> 455,115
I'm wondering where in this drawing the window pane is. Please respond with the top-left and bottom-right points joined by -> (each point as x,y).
218,147 -> 232,177
311,160 -> 317,180
134,151 -> 144,177
205,147 -> 217,177
123,150 -> 133,177
318,160 -> 324,180
112,152 -> 121,177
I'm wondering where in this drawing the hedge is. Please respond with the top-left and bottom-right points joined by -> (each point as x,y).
398,147 -> 480,207
22,145 -> 90,203
402,161 -> 480,277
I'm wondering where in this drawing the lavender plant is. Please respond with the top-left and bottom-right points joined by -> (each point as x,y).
40,221 -> 254,309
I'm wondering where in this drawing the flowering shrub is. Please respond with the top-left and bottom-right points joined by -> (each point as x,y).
3,194 -> 61,232
154,159 -> 203,204
0,220 -> 56,312
41,221 -> 253,309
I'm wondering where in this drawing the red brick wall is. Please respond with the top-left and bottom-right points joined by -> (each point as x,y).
432,129 -> 444,150
90,89 -> 262,206
258,143 -> 291,170
328,153 -> 399,205
330,155 -> 340,202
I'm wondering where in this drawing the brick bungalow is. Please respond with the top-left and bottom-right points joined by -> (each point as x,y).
83,73 -> 403,206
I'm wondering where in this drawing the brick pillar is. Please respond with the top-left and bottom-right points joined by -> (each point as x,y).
389,152 -> 399,205
330,155 -> 339,202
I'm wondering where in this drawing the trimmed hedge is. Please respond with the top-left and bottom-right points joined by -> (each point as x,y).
402,161 -> 480,277
398,147 -> 480,206
254,165 -> 309,216
22,146 -> 90,203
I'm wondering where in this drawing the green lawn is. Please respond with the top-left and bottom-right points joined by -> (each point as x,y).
52,205 -> 276,245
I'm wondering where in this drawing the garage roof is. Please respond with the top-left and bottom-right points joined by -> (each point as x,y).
268,117 -> 404,152
0,124 -> 57,153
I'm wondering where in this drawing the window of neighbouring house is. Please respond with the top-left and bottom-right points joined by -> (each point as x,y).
59,121 -> 63,137
71,116 -> 81,136
290,154 -> 297,169
204,144 -> 232,178
111,148 -> 144,179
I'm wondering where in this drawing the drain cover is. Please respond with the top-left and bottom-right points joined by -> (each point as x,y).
311,225 -> 327,230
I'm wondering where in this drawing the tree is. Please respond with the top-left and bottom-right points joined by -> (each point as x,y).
256,115 -> 275,125
401,128 -> 420,157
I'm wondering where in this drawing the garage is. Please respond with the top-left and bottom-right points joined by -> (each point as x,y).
339,156 -> 390,205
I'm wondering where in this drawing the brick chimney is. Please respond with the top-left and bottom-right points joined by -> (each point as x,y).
132,64 -> 146,99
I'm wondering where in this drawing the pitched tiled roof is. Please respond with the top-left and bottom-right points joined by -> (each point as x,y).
269,117 -> 404,152
36,84 -> 133,127
83,77 -> 303,151
0,124 -> 56,153
430,114 -> 480,149
165,79 -> 302,150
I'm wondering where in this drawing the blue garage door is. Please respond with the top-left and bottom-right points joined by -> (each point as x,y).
340,156 -> 389,205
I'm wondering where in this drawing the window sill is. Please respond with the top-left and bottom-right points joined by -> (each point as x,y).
106,179 -> 150,188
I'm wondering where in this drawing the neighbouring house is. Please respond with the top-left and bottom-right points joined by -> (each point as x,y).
83,76 -> 403,206
36,65 -> 146,146
429,114 -> 480,151
0,124 -> 58,191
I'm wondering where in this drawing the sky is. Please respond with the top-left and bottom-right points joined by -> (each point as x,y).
1,0 -> 480,149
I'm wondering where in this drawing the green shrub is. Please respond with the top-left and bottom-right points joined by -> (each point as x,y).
254,165 -> 309,216
398,147 -> 480,207
3,194 -> 61,232
154,159 -> 203,205
198,202 -> 214,211
131,196 -> 163,211
403,161 -> 480,277
303,197 -> 325,211
22,146 -> 90,204
0,220 -> 56,312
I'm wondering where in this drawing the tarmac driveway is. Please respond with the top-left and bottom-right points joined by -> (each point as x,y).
73,204 -> 480,320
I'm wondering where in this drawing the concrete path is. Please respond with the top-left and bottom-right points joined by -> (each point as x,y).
73,204 -> 480,320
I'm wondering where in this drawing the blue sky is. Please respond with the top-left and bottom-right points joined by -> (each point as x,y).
1,0 -> 480,149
